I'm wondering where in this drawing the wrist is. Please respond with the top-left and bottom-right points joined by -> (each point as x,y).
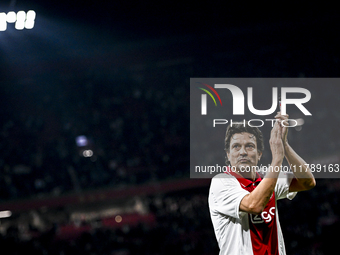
267,159 -> 283,177
271,158 -> 283,166
283,142 -> 291,153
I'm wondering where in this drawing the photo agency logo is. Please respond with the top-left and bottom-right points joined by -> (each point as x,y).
198,83 -> 312,127
190,78 -> 318,179
197,82 -> 223,114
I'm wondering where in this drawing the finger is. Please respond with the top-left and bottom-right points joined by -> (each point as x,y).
275,114 -> 289,119
275,117 -> 287,127
276,114 -> 288,118
277,122 -> 282,137
270,122 -> 277,135
272,121 -> 280,134
276,119 -> 282,127
282,119 -> 289,127
275,115 -> 289,126
271,125 -> 281,143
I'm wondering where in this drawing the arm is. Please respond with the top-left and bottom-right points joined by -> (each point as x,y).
275,113 -> 316,192
240,121 -> 284,215
239,160 -> 282,214
284,143 -> 316,192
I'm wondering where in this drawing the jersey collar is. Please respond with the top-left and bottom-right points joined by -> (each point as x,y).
225,166 -> 262,187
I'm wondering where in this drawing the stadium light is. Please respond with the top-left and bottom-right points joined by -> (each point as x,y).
0,210 -> 12,218
83,150 -> 94,157
25,10 -> 36,29
6,11 -> 16,23
0,12 -> 6,31
0,10 -> 36,31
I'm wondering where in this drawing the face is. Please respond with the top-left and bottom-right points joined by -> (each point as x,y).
226,132 -> 262,176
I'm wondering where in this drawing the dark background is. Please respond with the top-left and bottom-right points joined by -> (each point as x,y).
0,1 -> 340,254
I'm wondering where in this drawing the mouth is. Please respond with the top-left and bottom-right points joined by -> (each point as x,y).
239,159 -> 250,163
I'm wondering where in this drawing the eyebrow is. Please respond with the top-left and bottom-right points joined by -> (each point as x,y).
230,136 -> 257,146
231,141 -> 256,146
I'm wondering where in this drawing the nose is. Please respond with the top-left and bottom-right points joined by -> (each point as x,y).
239,146 -> 247,156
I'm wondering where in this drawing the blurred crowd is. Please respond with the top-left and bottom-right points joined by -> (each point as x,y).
0,181 -> 339,255
0,191 -> 217,255
0,65 -> 190,200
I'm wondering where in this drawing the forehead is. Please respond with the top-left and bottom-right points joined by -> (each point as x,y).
230,132 -> 257,145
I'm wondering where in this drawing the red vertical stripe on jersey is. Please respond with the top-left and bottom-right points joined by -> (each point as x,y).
248,191 -> 278,255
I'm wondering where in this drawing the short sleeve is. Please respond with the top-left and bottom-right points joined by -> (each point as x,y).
209,173 -> 249,219
275,171 -> 297,200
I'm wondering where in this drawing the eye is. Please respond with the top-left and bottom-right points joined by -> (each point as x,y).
247,144 -> 255,149
232,144 -> 240,149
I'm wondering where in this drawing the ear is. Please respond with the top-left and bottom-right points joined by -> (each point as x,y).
258,151 -> 262,160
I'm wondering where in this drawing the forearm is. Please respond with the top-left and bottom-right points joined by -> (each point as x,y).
240,159 -> 282,214
284,142 -> 316,188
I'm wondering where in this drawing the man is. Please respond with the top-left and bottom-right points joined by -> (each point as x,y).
208,113 -> 316,255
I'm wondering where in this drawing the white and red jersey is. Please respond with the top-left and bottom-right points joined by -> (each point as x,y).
208,167 -> 297,255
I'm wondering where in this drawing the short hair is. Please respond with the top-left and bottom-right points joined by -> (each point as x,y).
224,123 -> 264,165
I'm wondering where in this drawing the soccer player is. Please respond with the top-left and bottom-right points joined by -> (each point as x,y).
208,113 -> 316,255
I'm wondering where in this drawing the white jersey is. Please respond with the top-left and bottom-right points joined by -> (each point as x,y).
208,170 -> 297,255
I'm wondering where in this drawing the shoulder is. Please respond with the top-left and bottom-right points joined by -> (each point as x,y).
274,171 -> 297,200
210,173 -> 240,190
276,171 -> 295,185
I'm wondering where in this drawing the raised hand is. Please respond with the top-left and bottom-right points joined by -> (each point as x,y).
275,112 -> 289,145
269,120 -> 285,163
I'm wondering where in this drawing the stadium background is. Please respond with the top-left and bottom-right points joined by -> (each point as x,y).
0,1 -> 339,254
